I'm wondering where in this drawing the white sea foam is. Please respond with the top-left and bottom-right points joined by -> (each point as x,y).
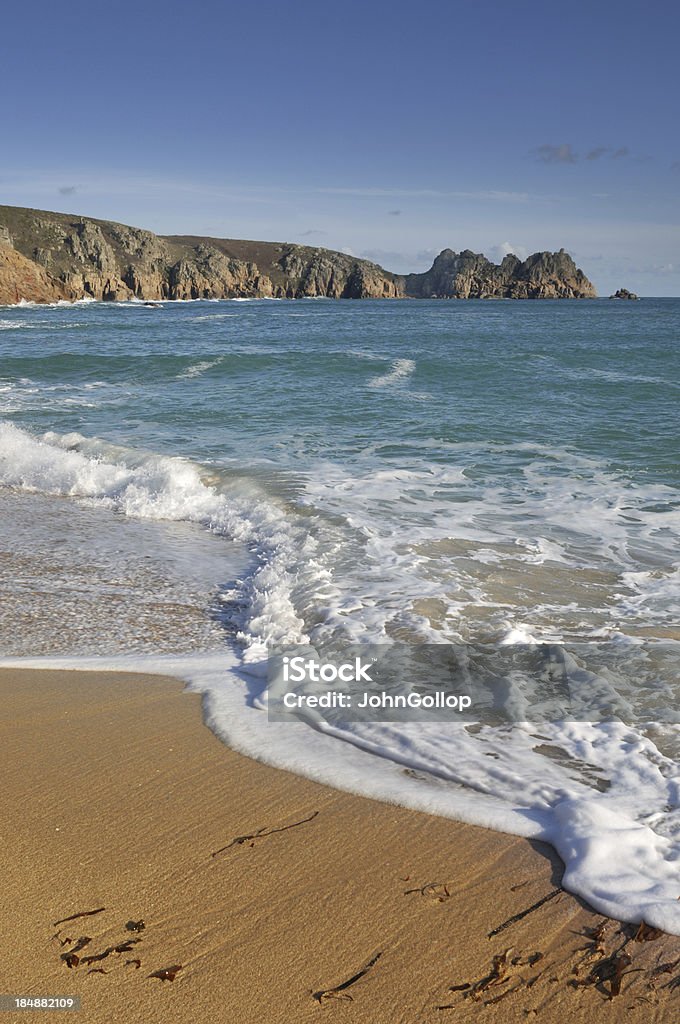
368,357 -> 416,388
191,313 -> 239,322
616,568 -> 680,623
348,349 -> 383,360
3,643 -> 680,933
111,297 -> 220,306
0,319 -> 89,331
176,357 -> 225,380
3,422 -> 680,932
0,422 -> 311,660
3,297 -> 97,309
0,380 -> 128,416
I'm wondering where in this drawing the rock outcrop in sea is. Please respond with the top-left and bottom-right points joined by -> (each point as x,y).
403,247 -> 596,299
0,205 -> 597,304
610,288 -> 639,300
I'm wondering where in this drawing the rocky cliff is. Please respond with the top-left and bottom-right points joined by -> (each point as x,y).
0,242 -> 77,305
403,248 -> 596,299
0,205 -> 596,304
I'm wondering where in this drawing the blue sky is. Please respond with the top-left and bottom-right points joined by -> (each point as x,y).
2,0 -> 678,295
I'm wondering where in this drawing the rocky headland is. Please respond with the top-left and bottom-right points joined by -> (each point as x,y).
403,247 -> 595,300
0,205 -> 597,304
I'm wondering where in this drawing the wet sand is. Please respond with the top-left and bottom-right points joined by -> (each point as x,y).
1,667 -> 678,1023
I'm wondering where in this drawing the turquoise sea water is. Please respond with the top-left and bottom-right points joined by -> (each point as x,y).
1,297 -> 678,648
2,298 -> 678,480
2,296 -> 680,931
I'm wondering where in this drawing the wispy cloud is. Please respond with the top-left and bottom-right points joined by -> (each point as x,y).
3,171 -> 283,207
388,209 -> 401,216
540,144 -> 630,164
534,143 -> 578,164
5,172 -> 538,209
299,228 -> 325,237
314,186 -> 532,203
58,185 -> 78,195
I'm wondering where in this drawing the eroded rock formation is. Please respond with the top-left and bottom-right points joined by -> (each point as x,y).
0,205 -> 597,304
403,248 -> 596,299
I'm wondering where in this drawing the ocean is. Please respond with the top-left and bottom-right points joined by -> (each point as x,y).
1,295 -> 680,931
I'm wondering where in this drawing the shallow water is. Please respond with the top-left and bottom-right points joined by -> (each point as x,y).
1,295 -> 680,931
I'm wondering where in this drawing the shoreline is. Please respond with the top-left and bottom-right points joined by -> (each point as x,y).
3,667 -> 679,1022
0,294 -> 606,308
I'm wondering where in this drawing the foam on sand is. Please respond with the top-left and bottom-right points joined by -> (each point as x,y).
3,421 -> 680,932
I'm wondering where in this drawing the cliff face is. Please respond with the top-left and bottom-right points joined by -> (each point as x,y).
275,246 -> 401,298
0,240 -> 77,305
403,248 -> 597,299
0,205 -> 596,304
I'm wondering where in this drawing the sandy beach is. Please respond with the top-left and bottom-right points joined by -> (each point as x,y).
1,668 -> 678,1023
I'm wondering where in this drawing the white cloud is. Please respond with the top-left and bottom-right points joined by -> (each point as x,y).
488,241 -> 528,262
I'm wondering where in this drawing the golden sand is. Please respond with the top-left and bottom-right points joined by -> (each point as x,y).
2,668 -> 678,1023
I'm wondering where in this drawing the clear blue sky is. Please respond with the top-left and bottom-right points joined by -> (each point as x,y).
2,0 -> 678,294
